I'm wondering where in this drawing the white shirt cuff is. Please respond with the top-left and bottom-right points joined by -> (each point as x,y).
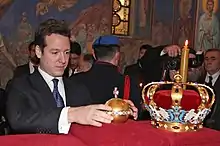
58,107 -> 71,134
160,50 -> 166,56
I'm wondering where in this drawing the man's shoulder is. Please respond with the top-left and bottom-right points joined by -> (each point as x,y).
65,74 -> 89,89
71,71 -> 90,82
125,64 -> 138,70
15,64 -> 29,69
7,74 -> 30,91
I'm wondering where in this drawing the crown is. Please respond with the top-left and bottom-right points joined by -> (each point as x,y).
141,72 -> 215,132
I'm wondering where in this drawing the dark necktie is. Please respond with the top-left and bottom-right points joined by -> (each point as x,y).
33,65 -> 38,71
206,76 -> 213,87
52,79 -> 64,107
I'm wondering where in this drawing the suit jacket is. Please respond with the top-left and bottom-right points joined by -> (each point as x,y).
140,45 -> 167,84
13,63 -> 30,78
0,88 -> 5,116
198,73 -> 220,130
6,71 -> 91,134
124,62 -> 145,85
72,62 -> 142,113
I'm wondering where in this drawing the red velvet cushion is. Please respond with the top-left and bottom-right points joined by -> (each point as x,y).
153,90 -> 201,110
0,134 -> 87,146
70,120 -> 171,146
70,120 -> 220,146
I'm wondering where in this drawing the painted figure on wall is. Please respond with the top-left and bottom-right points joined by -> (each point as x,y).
36,0 -> 78,16
70,1 -> 111,53
17,12 -> 33,44
197,0 -> 220,50
139,0 -> 148,27
174,0 -> 194,46
0,33 -> 16,88
134,0 -> 152,38
152,0 -> 174,45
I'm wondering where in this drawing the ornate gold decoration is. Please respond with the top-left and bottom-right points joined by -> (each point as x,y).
142,72 -> 215,132
112,0 -> 131,35
105,87 -> 131,123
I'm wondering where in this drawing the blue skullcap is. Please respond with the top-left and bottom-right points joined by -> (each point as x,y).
92,35 -> 120,49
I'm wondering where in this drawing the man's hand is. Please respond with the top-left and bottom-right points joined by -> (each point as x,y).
169,70 -> 177,81
163,45 -> 181,57
124,100 -> 138,120
68,105 -> 113,127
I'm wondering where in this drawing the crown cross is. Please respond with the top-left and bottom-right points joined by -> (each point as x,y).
113,87 -> 119,98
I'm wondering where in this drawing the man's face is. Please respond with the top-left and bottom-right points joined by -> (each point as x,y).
36,34 -> 70,77
69,53 -> 80,70
204,51 -> 220,74
139,49 -> 147,59
207,1 -> 214,13
169,53 -> 201,81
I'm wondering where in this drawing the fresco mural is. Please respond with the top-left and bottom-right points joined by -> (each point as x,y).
133,0 -> 153,38
1,0 -> 220,88
195,0 -> 220,51
0,0 -> 13,19
0,0 -> 112,88
173,0 -> 197,47
151,0 -> 174,45
69,2 -> 112,53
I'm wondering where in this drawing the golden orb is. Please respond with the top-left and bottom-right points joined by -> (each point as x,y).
105,87 -> 131,123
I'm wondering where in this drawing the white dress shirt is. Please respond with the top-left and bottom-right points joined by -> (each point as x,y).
205,70 -> 220,86
38,67 -> 71,134
29,61 -> 35,74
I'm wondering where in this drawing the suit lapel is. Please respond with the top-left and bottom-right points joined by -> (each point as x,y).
214,75 -> 220,90
29,71 -> 57,107
25,63 -> 30,73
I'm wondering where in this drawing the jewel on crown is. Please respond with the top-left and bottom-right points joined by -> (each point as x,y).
141,73 -> 215,132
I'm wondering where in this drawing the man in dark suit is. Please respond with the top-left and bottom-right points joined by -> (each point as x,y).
13,41 -> 40,78
73,35 -> 138,119
0,88 -> 9,135
124,44 -> 151,86
0,88 -> 5,114
140,45 -> 182,84
198,49 -> 220,130
6,19 -> 114,134
63,41 -> 82,77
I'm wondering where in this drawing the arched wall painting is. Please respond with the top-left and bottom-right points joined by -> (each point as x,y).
173,0 -> 198,48
194,0 -> 220,51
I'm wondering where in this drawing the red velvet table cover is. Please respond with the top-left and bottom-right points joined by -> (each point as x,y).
70,120 -> 220,146
0,134 -> 87,146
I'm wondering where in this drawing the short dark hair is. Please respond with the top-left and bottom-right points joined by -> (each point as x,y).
70,41 -> 81,55
140,44 -> 152,50
28,41 -> 36,52
93,45 -> 120,60
188,47 -> 196,55
34,19 -> 70,52
83,54 -> 95,64
205,48 -> 220,55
